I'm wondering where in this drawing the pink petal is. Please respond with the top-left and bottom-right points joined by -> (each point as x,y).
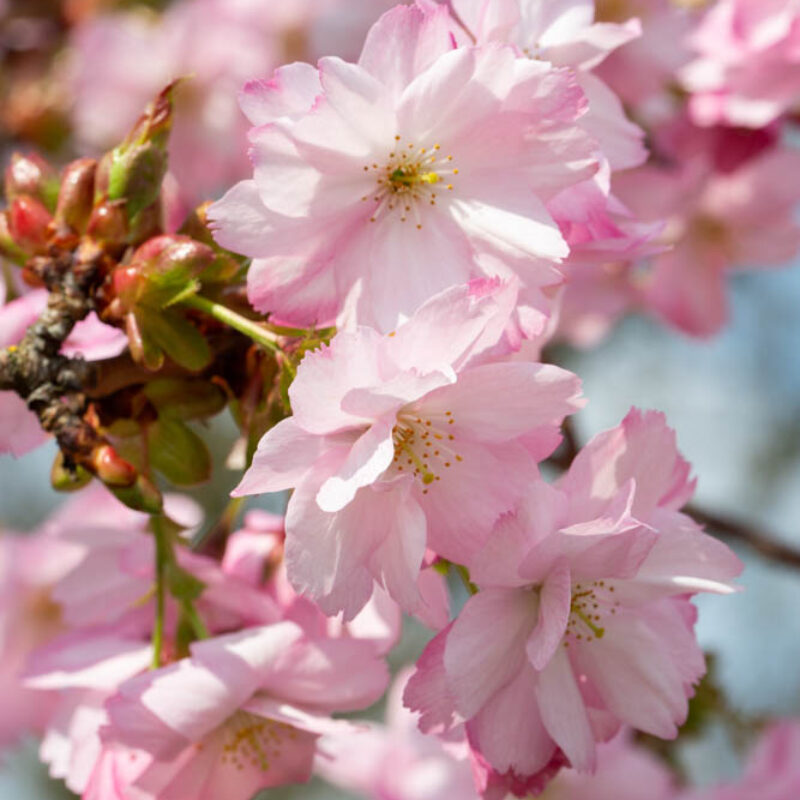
358,3 -> 456,99
526,560 -> 571,670
571,607 -> 690,739
419,362 -> 583,442
233,417 -> 331,496
535,645 -> 596,772
316,419 -> 396,512
443,587 -> 537,718
468,661 -> 557,775
239,63 -> 321,125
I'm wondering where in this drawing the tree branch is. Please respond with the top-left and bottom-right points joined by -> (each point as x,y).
685,504 -> 800,570
0,244 -> 109,472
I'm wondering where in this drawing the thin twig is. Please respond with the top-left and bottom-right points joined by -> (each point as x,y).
686,504 -> 800,570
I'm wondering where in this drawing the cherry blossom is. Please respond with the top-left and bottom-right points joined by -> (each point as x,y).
405,409 -> 742,795
682,0 -> 800,128
317,668 -> 478,800
101,622 -> 388,799
211,2 -> 597,331
614,130 -> 800,336
233,281 -> 583,619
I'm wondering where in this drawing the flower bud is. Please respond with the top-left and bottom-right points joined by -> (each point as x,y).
86,198 -> 128,244
90,443 -> 137,487
4,152 -> 59,210
106,82 -> 178,220
134,234 -> 215,276
8,195 -> 52,254
0,210 -> 29,265
126,198 -> 163,246
54,158 -> 96,234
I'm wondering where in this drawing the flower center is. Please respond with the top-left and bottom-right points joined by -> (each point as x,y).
219,711 -> 298,772
390,410 -> 462,494
362,135 -> 458,229
564,580 -> 620,645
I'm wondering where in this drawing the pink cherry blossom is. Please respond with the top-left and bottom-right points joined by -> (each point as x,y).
232,281 -> 583,620
595,0 -> 699,107
210,2 -> 597,331
47,490 -> 281,635
682,0 -> 800,128
614,132 -> 800,336
222,510 -> 408,653
681,720 -> 800,800
0,289 -> 127,456
24,633 -> 152,795
405,409 -> 742,795
0,529 -> 83,747
317,668 -> 479,800
102,622 -> 388,799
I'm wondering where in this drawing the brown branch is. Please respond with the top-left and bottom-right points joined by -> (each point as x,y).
0,245 -> 105,464
685,504 -> 800,570
0,241 -> 136,487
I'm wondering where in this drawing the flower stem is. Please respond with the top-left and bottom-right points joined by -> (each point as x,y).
181,598 -> 210,641
181,294 -> 282,354
151,515 -> 169,668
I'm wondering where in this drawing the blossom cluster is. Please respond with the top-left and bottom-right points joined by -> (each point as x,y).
1,0 -> 799,799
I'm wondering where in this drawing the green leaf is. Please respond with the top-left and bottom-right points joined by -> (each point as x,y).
147,418 -> 211,486
144,378 -> 227,420
136,305 -> 211,372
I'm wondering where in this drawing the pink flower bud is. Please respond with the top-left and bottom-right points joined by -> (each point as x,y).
86,199 -> 128,244
55,158 -> 97,235
8,195 -> 52,254
90,444 -> 137,487
4,152 -> 58,208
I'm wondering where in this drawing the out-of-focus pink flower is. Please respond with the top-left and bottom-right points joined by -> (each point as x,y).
615,134 -> 800,336
0,289 -> 127,456
542,730 -> 677,800
102,622 -> 388,799
211,3 -> 597,331
69,0 -> 410,212
48,490 -> 281,636
317,668 -> 478,800
232,281 -> 583,620
595,0 -> 699,107
24,633 -> 152,795
0,504 -> 90,747
682,0 -> 800,128
222,509 -> 409,653
549,165 -> 664,347
681,720 -> 800,800
405,409 -> 741,795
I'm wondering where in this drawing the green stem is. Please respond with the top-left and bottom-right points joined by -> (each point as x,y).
264,321 -> 337,339
151,515 -> 169,668
181,294 -> 282,353
151,513 -> 211,666
181,599 -> 210,640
